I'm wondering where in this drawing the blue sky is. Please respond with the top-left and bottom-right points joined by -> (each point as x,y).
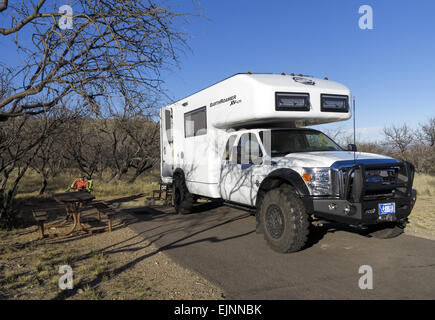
1,1 -> 434,142
162,0 -> 435,141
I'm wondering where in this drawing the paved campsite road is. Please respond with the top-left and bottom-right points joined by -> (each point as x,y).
125,202 -> 435,299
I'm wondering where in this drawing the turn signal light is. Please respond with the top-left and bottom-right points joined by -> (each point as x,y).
302,173 -> 311,182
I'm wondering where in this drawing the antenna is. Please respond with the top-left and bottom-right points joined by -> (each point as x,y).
353,96 -> 356,163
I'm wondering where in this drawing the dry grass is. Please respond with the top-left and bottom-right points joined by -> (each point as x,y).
11,171 -> 435,239
13,169 -> 160,200
0,208 -> 223,300
405,173 -> 435,239
412,174 -> 435,197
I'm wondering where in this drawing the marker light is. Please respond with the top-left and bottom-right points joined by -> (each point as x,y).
302,173 -> 311,182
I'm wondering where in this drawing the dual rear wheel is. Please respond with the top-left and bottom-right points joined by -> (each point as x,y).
172,174 -> 193,214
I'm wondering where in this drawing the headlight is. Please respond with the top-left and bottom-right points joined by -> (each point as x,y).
302,168 -> 332,196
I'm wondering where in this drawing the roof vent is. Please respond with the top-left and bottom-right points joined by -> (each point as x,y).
293,76 -> 316,85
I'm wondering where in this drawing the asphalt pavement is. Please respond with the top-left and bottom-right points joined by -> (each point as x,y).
124,202 -> 435,299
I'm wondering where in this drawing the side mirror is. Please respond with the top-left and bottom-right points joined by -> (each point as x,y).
347,144 -> 357,152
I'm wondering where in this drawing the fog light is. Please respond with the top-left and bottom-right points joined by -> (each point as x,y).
328,203 -> 337,211
344,205 -> 356,216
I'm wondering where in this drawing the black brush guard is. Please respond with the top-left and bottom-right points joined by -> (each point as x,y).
311,161 -> 417,226
342,161 -> 415,202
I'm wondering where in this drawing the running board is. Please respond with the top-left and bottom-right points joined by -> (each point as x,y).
223,201 -> 256,213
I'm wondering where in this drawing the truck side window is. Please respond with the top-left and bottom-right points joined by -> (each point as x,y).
223,135 -> 237,161
238,133 -> 263,165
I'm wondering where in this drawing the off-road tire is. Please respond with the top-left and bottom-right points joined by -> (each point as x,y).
259,185 -> 310,253
173,175 -> 193,214
367,222 -> 405,239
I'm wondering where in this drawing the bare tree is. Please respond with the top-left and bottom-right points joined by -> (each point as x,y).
30,133 -> 63,195
0,1 -> 192,226
99,116 -> 159,183
382,124 -> 414,158
0,0 -> 189,119
0,112 -> 67,226
122,118 -> 160,183
419,117 -> 435,147
62,118 -> 106,179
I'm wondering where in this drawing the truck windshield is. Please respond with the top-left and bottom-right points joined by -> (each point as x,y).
261,129 -> 343,157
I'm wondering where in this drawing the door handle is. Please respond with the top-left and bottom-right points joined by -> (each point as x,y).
241,163 -> 253,170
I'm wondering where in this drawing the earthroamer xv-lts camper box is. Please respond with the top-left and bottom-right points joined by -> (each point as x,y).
160,73 -> 416,253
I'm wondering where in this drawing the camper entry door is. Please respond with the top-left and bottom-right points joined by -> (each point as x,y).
161,108 -> 174,178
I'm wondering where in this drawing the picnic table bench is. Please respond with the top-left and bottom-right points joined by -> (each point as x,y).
92,201 -> 117,232
32,210 -> 49,239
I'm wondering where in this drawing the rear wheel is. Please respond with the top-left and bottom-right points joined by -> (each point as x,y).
259,185 -> 310,253
173,174 -> 193,214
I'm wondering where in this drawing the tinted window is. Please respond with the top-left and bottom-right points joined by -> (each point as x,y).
184,107 -> 207,137
260,129 -> 342,157
275,92 -> 310,111
321,94 -> 349,112
237,133 -> 263,164
223,135 -> 237,161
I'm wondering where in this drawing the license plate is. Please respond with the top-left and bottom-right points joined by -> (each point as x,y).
379,203 -> 395,215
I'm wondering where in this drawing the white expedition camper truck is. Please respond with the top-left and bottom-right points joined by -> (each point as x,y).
160,73 -> 417,253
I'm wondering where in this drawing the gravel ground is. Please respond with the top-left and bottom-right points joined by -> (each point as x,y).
0,201 -> 224,300
1,193 -> 433,300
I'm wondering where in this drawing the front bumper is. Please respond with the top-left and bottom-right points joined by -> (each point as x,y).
309,189 -> 417,226
303,161 -> 417,227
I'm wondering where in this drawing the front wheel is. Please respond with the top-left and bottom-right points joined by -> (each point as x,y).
259,185 -> 310,253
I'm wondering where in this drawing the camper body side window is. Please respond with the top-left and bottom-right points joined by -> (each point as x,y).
184,107 -> 207,138
165,109 -> 173,143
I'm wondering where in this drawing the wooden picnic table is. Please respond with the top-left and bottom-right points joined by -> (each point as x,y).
50,191 -> 95,237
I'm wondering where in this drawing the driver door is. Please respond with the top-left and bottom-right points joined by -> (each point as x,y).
220,133 -> 263,205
